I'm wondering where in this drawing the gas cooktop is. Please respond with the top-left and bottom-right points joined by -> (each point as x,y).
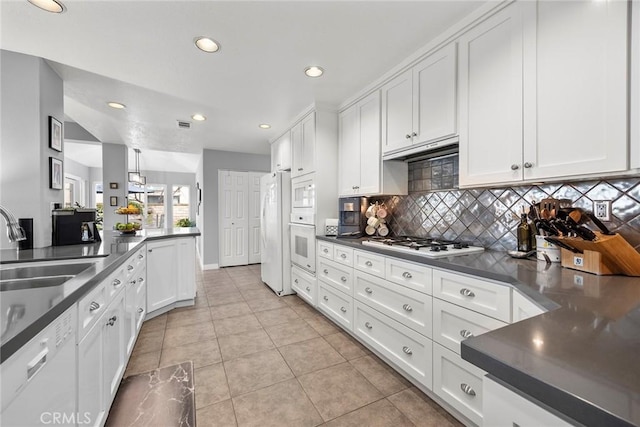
361,236 -> 484,258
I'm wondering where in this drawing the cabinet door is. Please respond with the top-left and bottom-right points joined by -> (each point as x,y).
301,112 -> 316,174
523,0 -> 628,180
177,237 -> 196,301
381,69 -> 413,154
291,120 -> 304,178
146,239 -> 177,312
78,321 -> 106,427
413,42 -> 457,145
357,90 -> 382,195
338,103 -> 360,196
103,290 -> 126,406
458,3 -> 525,187
272,131 -> 291,172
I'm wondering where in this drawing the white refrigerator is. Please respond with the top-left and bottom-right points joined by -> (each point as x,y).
260,171 -> 293,296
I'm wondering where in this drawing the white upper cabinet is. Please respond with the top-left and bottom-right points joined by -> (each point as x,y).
382,43 -> 458,156
271,131 -> 291,172
339,91 -> 408,197
459,0 -> 629,187
292,112 -> 316,178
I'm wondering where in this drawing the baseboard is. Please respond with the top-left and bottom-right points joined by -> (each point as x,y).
203,263 -> 219,270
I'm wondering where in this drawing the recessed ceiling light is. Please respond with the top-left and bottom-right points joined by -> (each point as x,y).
304,66 -> 324,78
192,114 -> 206,121
194,37 -> 220,53
258,124 -> 271,129
107,102 -> 126,109
27,0 -> 65,13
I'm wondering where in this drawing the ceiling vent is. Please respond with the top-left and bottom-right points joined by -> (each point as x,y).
177,120 -> 191,129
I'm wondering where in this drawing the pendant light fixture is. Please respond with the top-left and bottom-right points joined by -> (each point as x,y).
128,148 -> 146,186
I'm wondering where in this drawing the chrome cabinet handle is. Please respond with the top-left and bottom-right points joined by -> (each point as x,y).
138,308 -> 144,314
524,162 -> 533,168
340,307 -> 347,313
127,265 -> 134,271
405,134 -> 412,139
323,248 -> 329,253
138,278 -> 144,283
365,322 -> 372,329
113,279 -> 121,287
106,316 -> 117,326
129,280 -> 136,286
305,286 -> 311,292
460,383 -> 476,397
294,279 -> 299,284
460,329 -> 474,339
323,269 -> 329,274
148,249 -> 153,253
402,304 -> 413,312
402,271 -> 412,279
412,132 -> 417,137
340,253 -> 347,259
138,254 -> 143,259
298,168 -> 303,171
402,346 -> 413,355
365,287 -> 373,294
340,276 -> 347,282
365,261 -> 373,267
89,302 -> 100,312
323,296 -> 329,301
460,288 -> 475,298
511,164 -> 520,170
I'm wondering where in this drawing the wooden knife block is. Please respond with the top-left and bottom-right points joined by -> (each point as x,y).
558,232 -> 640,276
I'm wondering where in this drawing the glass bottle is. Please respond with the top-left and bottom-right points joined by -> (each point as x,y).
517,213 -> 532,252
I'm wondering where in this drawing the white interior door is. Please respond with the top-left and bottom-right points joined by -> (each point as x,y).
218,170 -> 249,267
248,172 -> 262,264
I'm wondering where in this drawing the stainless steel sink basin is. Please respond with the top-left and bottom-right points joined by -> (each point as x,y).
0,275 -> 75,292
0,262 -> 95,281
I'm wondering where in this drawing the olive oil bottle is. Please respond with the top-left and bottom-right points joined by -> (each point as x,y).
517,213 -> 532,252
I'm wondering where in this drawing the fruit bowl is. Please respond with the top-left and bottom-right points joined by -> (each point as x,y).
118,229 -> 137,235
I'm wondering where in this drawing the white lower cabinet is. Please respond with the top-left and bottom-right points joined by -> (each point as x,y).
483,376 -> 572,427
354,300 -> 433,389
102,290 -> 127,409
318,258 -> 353,295
433,343 -> 485,426
291,265 -> 317,306
512,291 -> 546,322
176,237 -> 196,301
385,258 -> 432,294
318,281 -> 353,331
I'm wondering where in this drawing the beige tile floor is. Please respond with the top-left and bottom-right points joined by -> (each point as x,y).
122,265 -> 464,427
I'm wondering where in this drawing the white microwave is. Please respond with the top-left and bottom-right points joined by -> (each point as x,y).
290,223 -> 316,274
291,175 -> 315,225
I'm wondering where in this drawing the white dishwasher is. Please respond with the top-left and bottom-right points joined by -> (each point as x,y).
1,305 -> 77,426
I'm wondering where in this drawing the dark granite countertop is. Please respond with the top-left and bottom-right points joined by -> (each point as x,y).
0,228 -> 200,363
318,236 -> 640,427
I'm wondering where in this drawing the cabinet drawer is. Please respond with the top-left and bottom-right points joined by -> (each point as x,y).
105,267 -> 126,300
354,270 -> 432,338
354,301 -> 432,389
433,269 -> 511,322
433,343 -> 485,426
354,250 -> 385,276
433,298 -> 507,354
385,258 -> 432,295
292,265 -> 317,306
333,246 -> 354,267
135,287 -> 147,333
318,258 -> 353,295
134,266 -> 146,296
318,282 -> 353,332
318,241 -> 334,260
78,281 -> 107,340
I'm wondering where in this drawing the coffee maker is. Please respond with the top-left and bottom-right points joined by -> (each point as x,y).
338,197 -> 367,237
52,208 -> 101,246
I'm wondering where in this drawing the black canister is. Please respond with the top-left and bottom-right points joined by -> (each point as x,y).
18,218 -> 33,250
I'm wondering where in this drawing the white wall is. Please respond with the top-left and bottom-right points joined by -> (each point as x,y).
195,152 -> 204,266
201,149 -> 270,268
102,143 -> 128,231
0,50 -> 63,249
64,157 -> 90,206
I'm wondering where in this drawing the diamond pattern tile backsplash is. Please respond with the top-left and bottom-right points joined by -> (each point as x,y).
373,159 -> 640,251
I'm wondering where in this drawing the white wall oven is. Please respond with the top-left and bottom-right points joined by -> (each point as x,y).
291,175 -> 315,225
290,223 -> 316,273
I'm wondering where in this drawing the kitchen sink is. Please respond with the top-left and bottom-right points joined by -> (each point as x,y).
0,262 -> 96,281
0,275 -> 75,292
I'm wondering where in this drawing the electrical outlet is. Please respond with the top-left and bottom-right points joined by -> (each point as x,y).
593,200 -> 611,221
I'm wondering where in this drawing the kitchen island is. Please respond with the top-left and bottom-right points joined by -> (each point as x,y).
317,235 -> 640,427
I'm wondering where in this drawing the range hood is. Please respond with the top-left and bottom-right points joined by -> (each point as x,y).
383,135 -> 459,162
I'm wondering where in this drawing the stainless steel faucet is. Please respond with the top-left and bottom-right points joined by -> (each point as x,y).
0,205 -> 26,242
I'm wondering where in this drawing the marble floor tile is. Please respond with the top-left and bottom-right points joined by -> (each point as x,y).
281,294 -> 307,306
223,349 -> 294,396
140,314 -> 167,333
207,291 -> 245,307
290,303 -> 320,319
107,362 -> 195,427
254,307 -> 300,327
234,281 -> 267,292
196,400 -> 237,427
213,314 -> 262,337
297,362 -> 383,421
278,337 -> 345,376
240,287 -> 278,301
159,339 -> 221,369
349,355 -> 411,396
245,297 -> 289,313
163,321 -> 216,348
195,363 -> 231,409
124,350 -> 161,378
217,328 -> 275,361
204,283 -> 238,294
324,332 -> 370,360
304,314 -> 340,336
232,378 -> 322,427
232,275 -> 265,286
323,398 -> 414,427
387,387 -> 460,427
210,302 -> 253,320
264,320 -> 320,347
166,307 -> 212,329
132,329 -> 165,355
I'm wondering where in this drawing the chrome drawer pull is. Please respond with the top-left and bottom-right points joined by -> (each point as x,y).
137,308 -> 144,314
305,286 -> 311,292
365,261 -> 373,267
402,346 -> 413,355
138,254 -> 144,259
460,383 -> 476,397
402,304 -> 413,312
127,265 -> 134,271
460,329 -> 474,339
323,269 -> 329,274
323,248 -> 329,253
106,316 -> 117,326
365,322 -> 373,329
138,278 -> 144,283
340,253 -> 347,259
323,296 -> 329,301
113,279 -> 121,287
89,302 -> 100,312
294,279 -> 299,284
340,307 -> 347,313
365,287 -> 373,294
460,288 -> 475,298
129,280 -> 136,286
340,276 -> 347,282
402,271 -> 412,279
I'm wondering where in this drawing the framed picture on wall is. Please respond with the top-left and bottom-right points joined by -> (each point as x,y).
49,157 -> 63,190
49,116 -> 62,152
109,196 -> 118,207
